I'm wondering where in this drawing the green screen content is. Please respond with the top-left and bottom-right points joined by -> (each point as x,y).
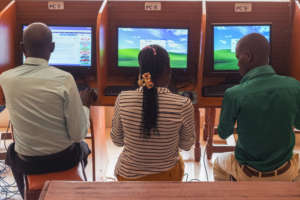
213,25 -> 270,71
118,28 -> 188,69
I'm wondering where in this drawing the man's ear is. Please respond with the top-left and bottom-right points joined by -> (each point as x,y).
50,42 -> 55,53
246,50 -> 254,63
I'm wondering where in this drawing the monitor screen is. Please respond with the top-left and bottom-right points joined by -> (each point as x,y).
117,27 -> 188,69
23,25 -> 93,67
213,24 -> 271,71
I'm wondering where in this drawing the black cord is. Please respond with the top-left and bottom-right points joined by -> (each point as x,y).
0,161 -> 19,199
203,145 -> 209,181
0,121 -> 19,199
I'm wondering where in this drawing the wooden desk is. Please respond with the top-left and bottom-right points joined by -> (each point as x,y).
39,181 -> 300,200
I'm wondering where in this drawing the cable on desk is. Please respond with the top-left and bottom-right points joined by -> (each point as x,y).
0,121 -> 19,200
203,145 -> 209,181
0,161 -> 20,200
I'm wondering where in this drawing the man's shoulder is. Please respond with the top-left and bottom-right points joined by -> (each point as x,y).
45,65 -> 72,77
224,84 -> 242,98
275,74 -> 300,87
0,65 -> 24,82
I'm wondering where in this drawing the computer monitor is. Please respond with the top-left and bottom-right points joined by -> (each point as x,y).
22,25 -> 93,68
117,27 -> 189,69
213,24 -> 271,71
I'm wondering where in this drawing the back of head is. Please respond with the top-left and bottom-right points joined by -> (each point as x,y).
22,22 -> 54,60
138,45 -> 170,138
236,33 -> 270,75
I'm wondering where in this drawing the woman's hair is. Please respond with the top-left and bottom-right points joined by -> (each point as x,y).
138,44 -> 170,138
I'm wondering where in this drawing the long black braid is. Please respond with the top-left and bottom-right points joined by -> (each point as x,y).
138,44 -> 170,138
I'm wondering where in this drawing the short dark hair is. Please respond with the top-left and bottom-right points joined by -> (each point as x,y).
237,33 -> 270,65
23,22 -> 52,56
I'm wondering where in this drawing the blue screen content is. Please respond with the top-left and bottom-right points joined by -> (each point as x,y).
213,25 -> 271,71
23,26 -> 92,67
118,27 -> 188,69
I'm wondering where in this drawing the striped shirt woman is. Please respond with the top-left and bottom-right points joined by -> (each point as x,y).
111,45 -> 195,180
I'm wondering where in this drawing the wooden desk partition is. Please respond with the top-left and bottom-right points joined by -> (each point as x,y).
194,1 -> 207,162
0,1 -> 16,74
39,181 -> 300,200
0,1 -> 16,104
289,0 -> 300,80
96,0 -> 116,106
199,1 -> 292,108
0,0 -> 11,11
96,1 -> 202,107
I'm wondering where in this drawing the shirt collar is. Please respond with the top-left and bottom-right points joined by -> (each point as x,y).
24,57 -> 49,66
241,65 -> 275,83
137,87 -> 171,94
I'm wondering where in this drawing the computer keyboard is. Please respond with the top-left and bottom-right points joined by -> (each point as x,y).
104,86 -> 138,96
202,84 -> 237,97
77,83 -> 89,91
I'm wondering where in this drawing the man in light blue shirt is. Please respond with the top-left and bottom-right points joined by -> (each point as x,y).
1,22 -> 94,197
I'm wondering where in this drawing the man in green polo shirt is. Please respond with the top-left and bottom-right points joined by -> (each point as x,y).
213,33 -> 300,181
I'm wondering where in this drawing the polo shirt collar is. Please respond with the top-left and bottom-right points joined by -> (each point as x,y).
24,57 -> 49,66
241,65 -> 275,83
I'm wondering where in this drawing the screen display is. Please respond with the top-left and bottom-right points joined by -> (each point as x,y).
213,25 -> 271,71
118,27 -> 188,69
23,25 -> 92,67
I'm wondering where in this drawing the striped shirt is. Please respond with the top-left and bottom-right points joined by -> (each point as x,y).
111,87 -> 195,178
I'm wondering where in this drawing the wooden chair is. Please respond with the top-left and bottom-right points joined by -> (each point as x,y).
24,160 -> 87,200
204,107 -> 235,160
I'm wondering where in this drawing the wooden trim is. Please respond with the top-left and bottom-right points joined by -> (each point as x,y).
0,0 -> 11,11
90,106 -> 107,181
38,181 -> 50,200
195,1 -> 207,108
289,0 -> 300,80
96,0 -> 109,105
0,1 -> 16,74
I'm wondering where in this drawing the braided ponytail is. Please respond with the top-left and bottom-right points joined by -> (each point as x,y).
138,45 -> 170,138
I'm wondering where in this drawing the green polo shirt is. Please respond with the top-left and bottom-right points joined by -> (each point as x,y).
218,65 -> 300,172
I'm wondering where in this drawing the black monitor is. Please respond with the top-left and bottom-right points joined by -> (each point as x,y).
22,25 -> 94,70
117,27 -> 189,69
212,24 -> 271,72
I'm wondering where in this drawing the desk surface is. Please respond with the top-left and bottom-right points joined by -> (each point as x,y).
39,181 -> 300,200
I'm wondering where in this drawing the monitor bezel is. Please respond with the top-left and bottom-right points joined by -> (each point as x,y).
21,24 -> 96,73
210,23 -> 272,75
116,26 -> 190,70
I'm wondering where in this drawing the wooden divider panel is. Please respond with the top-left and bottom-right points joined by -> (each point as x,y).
0,0 -> 11,11
14,0 -> 102,83
96,0 -> 109,105
289,0 -> 300,80
204,2 -> 291,76
199,1 -> 292,107
0,1 -> 16,74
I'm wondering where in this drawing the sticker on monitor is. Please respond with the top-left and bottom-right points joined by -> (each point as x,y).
23,26 -> 92,67
118,27 -> 188,69
213,25 -> 271,71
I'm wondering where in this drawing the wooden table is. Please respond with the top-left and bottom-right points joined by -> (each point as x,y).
39,181 -> 300,200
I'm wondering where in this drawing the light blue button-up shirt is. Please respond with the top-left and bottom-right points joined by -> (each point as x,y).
0,57 -> 89,156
